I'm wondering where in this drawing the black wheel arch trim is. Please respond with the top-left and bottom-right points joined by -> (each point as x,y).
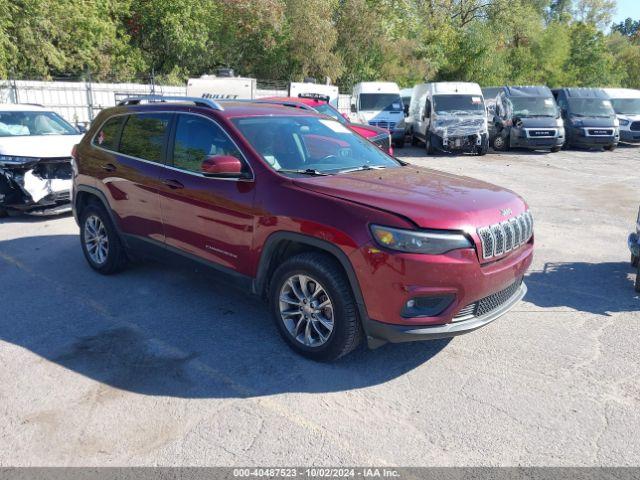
73,185 -> 126,245
255,231 -> 373,339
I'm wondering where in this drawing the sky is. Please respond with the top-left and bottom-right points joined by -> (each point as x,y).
613,0 -> 640,23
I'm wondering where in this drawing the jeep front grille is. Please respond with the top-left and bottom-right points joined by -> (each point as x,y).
477,210 -> 533,260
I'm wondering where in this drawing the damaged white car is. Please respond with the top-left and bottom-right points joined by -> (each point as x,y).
0,104 -> 83,216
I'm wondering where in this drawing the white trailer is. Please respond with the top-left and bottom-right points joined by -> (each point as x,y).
288,82 -> 339,106
186,75 -> 257,100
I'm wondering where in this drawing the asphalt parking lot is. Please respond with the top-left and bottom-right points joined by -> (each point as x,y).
1,146 -> 639,467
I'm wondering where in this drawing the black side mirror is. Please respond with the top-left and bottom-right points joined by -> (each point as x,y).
350,104 -> 357,113
403,104 -> 409,115
75,124 -> 87,134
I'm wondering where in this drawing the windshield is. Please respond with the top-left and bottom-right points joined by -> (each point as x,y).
567,98 -> 615,117
359,94 -> 402,112
314,103 -> 347,124
0,110 -> 78,137
433,95 -> 485,115
232,116 -> 400,174
610,98 -> 640,115
507,96 -> 557,117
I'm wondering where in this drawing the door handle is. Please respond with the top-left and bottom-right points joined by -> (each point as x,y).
162,179 -> 184,190
101,163 -> 117,172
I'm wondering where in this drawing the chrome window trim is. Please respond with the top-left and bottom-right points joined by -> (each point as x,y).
90,110 -> 255,182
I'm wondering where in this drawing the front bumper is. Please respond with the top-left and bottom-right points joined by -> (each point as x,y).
0,158 -> 72,214
351,239 -> 533,347
629,232 -> 640,258
509,128 -> 564,149
620,130 -> 640,144
433,132 -> 488,153
367,283 -> 527,344
566,126 -> 618,148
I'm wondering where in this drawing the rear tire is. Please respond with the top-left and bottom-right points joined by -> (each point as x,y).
425,133 -> 435,155
410,132 -> 418,146
635,266 -> 640,293
632,253 -> 639,268
79,203 -> 128,275
395,137 -> 405,149
269,252 -> 362,361
0,208 -> 8,218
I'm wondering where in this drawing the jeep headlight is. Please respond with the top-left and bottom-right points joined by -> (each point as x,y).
619,118 -> 630,127
370,225 -> 472,254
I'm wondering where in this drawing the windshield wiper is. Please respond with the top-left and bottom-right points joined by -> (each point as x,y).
337,165 -> 387,174
277,168 -> 331,176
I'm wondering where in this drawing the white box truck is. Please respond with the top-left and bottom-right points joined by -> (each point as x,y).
603,88 -> 640,144
409,82 -> 488,155
350,82 -> 406,148
187,74 -> 257,100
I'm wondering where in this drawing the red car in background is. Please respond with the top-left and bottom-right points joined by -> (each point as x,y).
257,94 -> 394,155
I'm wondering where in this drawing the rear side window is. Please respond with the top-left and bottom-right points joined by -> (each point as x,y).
93,116 -> 123,151
172,114 -> 243,173
119,113 -> 171,163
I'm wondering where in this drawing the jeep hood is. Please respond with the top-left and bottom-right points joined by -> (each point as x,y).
292,166 -> 528,231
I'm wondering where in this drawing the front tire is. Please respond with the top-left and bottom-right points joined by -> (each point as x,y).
269,252 -> 362,361
632,253 -> 639,268
551,146 -> 561,153
80,203 -> 128,274
636,266 -> 640,293
604,144 -> 617,151
395,137 -> 405,149
492,134 -> 509,151
425,133 -> 435,155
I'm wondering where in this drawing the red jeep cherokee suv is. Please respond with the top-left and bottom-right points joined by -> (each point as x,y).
72,96 -> 533,361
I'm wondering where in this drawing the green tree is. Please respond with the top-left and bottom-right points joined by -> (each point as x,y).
283,0 -> 342,82
564,22 -> 623,86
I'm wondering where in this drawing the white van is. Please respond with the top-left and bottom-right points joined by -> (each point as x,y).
187,74 -> 257,99
400,87 -> 414,137
289,82 -> 339,107
409,82 -> 488,155
603,88 -> 640,144
350,82 -> 406,147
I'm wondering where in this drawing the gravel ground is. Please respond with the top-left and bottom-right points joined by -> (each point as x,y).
0,146 -> 639,467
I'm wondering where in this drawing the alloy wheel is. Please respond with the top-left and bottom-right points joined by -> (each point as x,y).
84,214 -> 109,265
278,274 -> 334,347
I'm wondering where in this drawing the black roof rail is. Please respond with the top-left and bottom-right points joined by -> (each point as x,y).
116,95 -> 224,111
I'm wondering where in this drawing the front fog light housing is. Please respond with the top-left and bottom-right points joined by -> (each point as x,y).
370,224 -> 472,254
402,294 -> 455,318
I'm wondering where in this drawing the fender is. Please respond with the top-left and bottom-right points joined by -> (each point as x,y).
73,184 -> 127,244
254,231 -> 373,338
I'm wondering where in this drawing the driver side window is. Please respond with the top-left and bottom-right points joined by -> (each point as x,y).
172,114 -> 242,173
